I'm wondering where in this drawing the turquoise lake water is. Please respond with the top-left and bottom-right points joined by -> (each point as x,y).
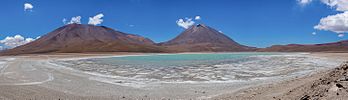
95,53 -> 277,67
60,53 -> 340,84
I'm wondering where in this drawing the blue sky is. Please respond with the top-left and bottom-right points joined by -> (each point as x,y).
0,0 -> 347,48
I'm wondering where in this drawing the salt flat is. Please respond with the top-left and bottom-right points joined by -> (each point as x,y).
0,53 -> 345,100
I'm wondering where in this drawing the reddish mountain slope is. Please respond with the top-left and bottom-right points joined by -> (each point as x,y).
258,40 -> 348,52
1,24 -> 165,55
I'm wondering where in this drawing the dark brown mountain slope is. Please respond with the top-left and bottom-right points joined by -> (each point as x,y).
258,40 -> 348,52
159,24 -> 256,52
1,24 -> 165,55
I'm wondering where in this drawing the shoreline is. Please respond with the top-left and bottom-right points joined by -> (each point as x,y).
0,52 -> 346,99
212,53 -> 348,99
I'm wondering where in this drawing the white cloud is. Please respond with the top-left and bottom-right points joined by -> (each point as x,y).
68,16 -> 82,24
24,3 -> 33,11
312,32 -> 317,35
338,33 -> 345,37
195,16 -> 201,20
297,0 -> 313,6
62,18 -> 67,24
0,35 -> 36,49
321,0 -> 348,11
314,11 -> 348,37
176,18 -> 195,29
311,0 -> 348,37
88,13 -> 104,25
298,0 -> 348,11
36,36 -> 41,39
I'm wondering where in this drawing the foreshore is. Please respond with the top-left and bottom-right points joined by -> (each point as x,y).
213,53 -> 348,100
0,52 -> 346,100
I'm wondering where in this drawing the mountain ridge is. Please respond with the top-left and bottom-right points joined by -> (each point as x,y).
0,24 -> 165,55
158,24 -> 256,52
258,40 -> 348,52
1,24 -> 348,55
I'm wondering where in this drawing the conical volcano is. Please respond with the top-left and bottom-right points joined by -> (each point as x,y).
159,24 -> 255,52
1,24 -> 164,55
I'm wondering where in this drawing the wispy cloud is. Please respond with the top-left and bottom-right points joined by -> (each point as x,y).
312,32 -> 317,35
24,3 -> 34,11
297,0 -> 313,6
88,13 -> 104,25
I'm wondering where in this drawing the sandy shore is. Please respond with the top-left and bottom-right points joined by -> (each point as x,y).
0,52 -> 346,100
213,53 -> 348,100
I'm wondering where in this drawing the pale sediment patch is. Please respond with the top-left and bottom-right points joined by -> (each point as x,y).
0,72 -> 54,86
0,58 -> 16,75
52,53 -> 342,89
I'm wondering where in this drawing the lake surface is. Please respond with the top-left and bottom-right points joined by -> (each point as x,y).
58,53 -> 340,87
95,53 -> 276,68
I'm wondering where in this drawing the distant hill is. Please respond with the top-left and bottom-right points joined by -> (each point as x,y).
258,40 -> 348,52
0,24 -> 165,55
158,24 -> 256,52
